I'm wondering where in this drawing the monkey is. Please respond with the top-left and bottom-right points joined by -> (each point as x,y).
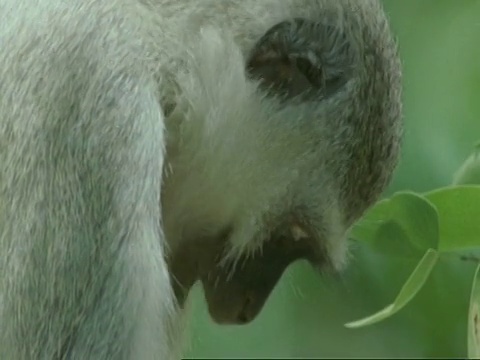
0,0 -> 402,359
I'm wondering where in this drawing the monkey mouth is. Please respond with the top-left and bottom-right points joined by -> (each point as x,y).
201,279 -> 268,325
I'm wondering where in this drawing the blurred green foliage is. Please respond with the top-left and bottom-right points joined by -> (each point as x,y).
185,1 -> 480,357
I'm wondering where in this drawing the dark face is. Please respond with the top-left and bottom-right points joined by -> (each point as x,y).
168,228 -> 325,325
166,18 -> 351,325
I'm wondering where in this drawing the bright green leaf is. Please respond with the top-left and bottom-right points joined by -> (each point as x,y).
344,304 -> 395,329
371,221 -> 423,259
453,147 -> 480,186
351,192 -> 439,254
345,249 -> 439,329
386,192 -> 439,251
425,185 -> 480,252
350,198 -> 392,244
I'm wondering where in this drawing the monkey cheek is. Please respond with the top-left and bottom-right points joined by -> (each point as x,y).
200,267 -> 286,325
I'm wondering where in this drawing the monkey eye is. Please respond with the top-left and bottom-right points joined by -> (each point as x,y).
292,56 -> 324,88
294,56 -> 347,96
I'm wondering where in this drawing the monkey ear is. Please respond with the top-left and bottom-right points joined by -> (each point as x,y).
247,18 -> 348,100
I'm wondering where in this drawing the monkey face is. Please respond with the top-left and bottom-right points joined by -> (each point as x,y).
200,233 -> 320,325
168,225 -> 325,325
165,7 -> 401,328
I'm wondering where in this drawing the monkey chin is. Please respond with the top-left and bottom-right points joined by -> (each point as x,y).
201,280 -> 267,326
171,239 -> 340,326
168,219 -> 343,326
171,274 -> 264,325
198,250 -> 300,326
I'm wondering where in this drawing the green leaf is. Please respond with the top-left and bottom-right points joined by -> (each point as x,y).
345,249 -> 439,328
371,221 -> 423,258
385,192 -> 439,251
425,185 -> 480,252
468,264 -> 480,359
351,192 -> 439,254
350,198 -> 392,244
453,147 -> 480,185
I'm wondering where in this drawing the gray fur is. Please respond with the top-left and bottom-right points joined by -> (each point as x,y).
0,0 -> 402,359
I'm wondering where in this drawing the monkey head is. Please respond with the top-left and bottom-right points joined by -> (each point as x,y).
164,1 -> 402,326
